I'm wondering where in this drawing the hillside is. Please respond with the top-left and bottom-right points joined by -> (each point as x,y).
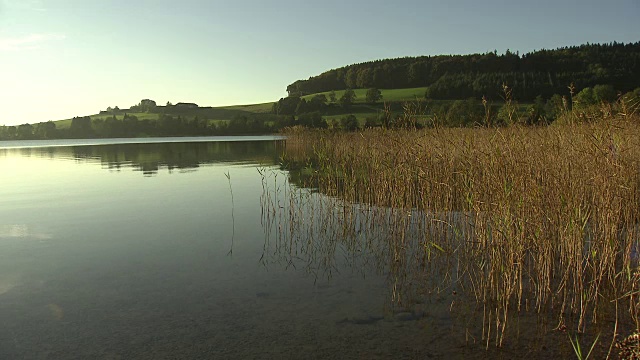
286,42 -> 640,101
3,41 -> 640,140
0,101 -> 285,140
53,104 -> 268,130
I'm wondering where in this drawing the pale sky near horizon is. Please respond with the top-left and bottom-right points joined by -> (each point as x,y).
0,0 -> 638,126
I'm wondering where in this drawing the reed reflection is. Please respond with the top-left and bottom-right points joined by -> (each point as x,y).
261,125 -> 640,355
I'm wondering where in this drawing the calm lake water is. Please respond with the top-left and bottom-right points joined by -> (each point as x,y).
0,136 -> 578,359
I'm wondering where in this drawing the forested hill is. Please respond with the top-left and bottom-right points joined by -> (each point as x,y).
286,42 -> 640,101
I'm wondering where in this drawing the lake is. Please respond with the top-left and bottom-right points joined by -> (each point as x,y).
0,136 -> 579,359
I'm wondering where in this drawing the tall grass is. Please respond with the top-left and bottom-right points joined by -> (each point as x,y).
267,108 -> 640,349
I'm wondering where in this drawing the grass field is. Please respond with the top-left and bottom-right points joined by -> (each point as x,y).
302,87 -> 429,104
50,88 -> 535,130
53,109 -> 247,129
219,102 -> 274,113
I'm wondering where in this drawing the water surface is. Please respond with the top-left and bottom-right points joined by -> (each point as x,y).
0,137 -> 576,359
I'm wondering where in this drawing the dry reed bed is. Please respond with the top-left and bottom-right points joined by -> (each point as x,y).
272,119 -> 640,346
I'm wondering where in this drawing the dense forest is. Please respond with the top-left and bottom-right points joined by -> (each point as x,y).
286,42 -> 640,101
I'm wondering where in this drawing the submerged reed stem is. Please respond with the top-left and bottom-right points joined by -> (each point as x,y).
265,110 -> 640,348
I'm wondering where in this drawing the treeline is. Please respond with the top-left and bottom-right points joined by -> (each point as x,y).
286,42 -> 640,101
0,113 -> 294,140
275,84 -> 640,130
271,89 -> 367,129
46,141 -> 281,175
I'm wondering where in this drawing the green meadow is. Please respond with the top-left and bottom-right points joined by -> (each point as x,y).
51,90 -> 432,130
53,108 -> 244,129
301,87 -> 429,103
48,86 -> 540,132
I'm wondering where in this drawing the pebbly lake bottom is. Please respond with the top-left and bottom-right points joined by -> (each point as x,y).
0,137 -> 606,359
0,256 -> 583,360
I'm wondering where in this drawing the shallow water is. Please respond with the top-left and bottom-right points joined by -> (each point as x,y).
0,137 -> 593,359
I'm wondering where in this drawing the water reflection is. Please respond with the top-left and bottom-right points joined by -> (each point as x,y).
262,168 -> 469,313
263,141 -> 636,358
1,139 -> 284,175
0,137 -> 619,358
0,224 -> 52,240
258,167 -> 597,358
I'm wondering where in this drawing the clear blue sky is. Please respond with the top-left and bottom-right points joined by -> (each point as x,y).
1,0 -> 638,125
